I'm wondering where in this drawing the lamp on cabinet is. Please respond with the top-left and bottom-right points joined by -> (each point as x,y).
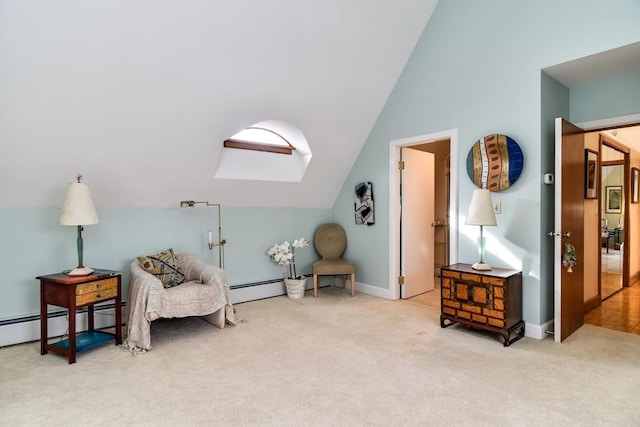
465,189 -> 497,271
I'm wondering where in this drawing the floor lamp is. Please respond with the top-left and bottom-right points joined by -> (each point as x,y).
179,200 -> 227,268
465,188 -> 497,271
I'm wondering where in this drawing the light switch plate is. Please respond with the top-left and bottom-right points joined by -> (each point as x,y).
493,201 -> 502,214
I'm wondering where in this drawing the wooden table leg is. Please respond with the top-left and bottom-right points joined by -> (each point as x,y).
40,283 -> 47,355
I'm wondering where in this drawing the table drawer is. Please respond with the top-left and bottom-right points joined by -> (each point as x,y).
76,277 -> 117,296
75,277 -> 118,305
76,286 -> 118,305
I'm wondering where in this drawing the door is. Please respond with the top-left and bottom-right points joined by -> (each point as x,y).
553,118 -> 585,342
401,147 -> 435,298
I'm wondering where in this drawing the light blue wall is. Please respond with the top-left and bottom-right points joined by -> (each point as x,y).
0,207 -> 331,319
332,0 -> 640,327
571,72 -> 640,123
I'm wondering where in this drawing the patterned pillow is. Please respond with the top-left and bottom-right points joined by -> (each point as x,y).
137,248 -> 185,288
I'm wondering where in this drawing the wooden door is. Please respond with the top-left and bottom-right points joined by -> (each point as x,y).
554,118 -> 585,342
401,148 -> 435,298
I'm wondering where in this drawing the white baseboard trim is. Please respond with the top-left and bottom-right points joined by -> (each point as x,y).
355,281 -> 394,300
5,279 -> 493,347
525,319 -> 554,340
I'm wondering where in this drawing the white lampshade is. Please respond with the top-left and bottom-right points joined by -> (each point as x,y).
60,182 -> 99,226
465,189 -> 497,226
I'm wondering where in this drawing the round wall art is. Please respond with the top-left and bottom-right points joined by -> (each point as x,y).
466,134 -> 524,192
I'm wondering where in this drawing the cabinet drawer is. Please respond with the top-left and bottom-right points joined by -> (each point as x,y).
461,272 -> 481,282
483,276 -> 505,287
442,270 -> 460,279
76,286 -> 117,305
76,278 -> 117,296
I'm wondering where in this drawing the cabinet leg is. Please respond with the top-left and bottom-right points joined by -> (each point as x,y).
440,315 -> 455,328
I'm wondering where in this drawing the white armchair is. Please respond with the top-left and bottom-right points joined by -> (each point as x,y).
123,252 -> 235,352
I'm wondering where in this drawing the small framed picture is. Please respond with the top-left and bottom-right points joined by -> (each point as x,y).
632,167 -> 639,204
605,185 -> 623,213
584,149 -> 598,199
355,182 -> 374,225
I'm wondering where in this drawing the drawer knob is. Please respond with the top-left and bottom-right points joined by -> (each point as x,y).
96,284 -> 101,289
96,294 -> 101,299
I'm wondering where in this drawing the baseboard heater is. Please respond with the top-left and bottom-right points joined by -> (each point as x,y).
1,274 -> 318,347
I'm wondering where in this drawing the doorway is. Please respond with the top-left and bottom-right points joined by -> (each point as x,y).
582,125 -> 638,335
388,129 -> 459,300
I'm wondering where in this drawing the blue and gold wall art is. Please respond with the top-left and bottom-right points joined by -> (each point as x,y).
466,134 -> 523,192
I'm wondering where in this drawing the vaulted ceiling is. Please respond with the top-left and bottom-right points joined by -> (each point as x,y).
0,0 -> 438,208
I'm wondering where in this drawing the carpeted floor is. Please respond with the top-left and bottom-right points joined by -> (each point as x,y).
2,287 -> 640,426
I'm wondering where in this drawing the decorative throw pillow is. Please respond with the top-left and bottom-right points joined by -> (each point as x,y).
137,248 -> 185,288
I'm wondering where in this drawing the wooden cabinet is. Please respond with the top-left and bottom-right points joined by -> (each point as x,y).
440,263 -> 524,346
38,270 -> 122,364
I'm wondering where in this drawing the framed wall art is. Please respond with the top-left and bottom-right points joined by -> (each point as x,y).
355,182 -> 374,225
632,167 -> 639,204
584,149 -> 598,199
605,185 -> 623,214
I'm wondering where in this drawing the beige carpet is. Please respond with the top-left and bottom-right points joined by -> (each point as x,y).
2,287 -> 640,426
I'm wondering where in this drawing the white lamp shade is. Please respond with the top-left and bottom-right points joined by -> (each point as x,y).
465,189 -> 497,226
59,182 -> 99,226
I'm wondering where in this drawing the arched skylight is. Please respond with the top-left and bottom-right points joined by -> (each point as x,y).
224,127 -> 294,155
214,120 -> 312,182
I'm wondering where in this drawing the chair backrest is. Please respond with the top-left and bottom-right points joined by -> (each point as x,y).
314,223 -> 347,260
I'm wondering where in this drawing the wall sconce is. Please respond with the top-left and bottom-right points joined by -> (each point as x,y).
179,200 -> 227,268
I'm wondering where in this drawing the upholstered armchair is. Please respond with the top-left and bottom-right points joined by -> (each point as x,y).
123,250 -> 235,352
312,223 -> 355,297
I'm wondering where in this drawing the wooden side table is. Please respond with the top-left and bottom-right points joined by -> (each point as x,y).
38,270 -> 122,364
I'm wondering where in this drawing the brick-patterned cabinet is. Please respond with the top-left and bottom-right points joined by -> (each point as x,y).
440,263 -> 524,346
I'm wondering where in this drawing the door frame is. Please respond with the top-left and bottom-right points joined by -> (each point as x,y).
553,113 -> 639,341
388,128 -> 459,300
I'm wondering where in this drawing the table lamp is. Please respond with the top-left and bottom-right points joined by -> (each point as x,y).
465,188 -> 497,271
60,175 -> 99,275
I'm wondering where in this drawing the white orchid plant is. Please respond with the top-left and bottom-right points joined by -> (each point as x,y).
267,237 -> 309,279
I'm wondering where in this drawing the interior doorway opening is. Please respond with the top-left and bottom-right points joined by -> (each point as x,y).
388,129 -> 459,300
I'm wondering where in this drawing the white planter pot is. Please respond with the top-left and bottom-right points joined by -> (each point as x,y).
284,277 -> 306,300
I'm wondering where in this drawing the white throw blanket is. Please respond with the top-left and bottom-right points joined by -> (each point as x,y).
123,253 -> 235,353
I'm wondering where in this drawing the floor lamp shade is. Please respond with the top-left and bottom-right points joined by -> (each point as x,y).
465,189 -> 497,270
60,178 -> 99,275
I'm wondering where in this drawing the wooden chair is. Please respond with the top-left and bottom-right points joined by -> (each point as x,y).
312,223 -> 355,297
